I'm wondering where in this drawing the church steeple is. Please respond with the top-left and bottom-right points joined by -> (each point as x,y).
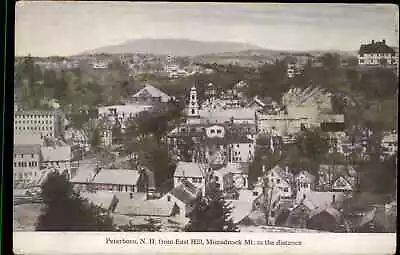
188,86 -> 199,117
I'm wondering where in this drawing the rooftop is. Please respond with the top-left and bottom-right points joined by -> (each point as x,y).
70,165 -> 97,183
14,109 -> 60,116
14,132 -> 43,145
169,181 -> 201,205
174,161 -> 205,178
98,104 -> 153,116
228,200 -> 253,223
132,84 -> 171,102
198,108 -> 255,121
41,146 -> 71,162
93,169 -> 141,186
80,191 -> 116,210
359,40 -> 395,55
297,191 -> 347,212
14,144 -> 41,155
216,163 -> 249,176
115,197 -> 174,217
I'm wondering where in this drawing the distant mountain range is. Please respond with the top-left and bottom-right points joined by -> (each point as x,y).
79,38 -> 264,57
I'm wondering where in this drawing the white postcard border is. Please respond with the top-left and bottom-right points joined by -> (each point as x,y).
13,232 -> 397,255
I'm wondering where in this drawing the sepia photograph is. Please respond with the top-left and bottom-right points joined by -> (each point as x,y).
13,1 -> 397,249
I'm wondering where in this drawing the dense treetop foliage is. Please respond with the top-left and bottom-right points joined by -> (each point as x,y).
36,171 -> 115,231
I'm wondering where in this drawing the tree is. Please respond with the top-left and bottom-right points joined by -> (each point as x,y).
295,128 -> 330,176
36,171 -> 115,231
296,128 -> 329,162
358,155 -> 397,197
319,53 -> 341,71
185,187 -> 238,232
248,147 -> 282,185
90,128 -> 102,153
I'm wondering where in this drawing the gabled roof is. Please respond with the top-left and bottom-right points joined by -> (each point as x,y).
318,164 -> 357,189
310,206 -> 342,223
247,96 -> 277,108
132,84 -> 171,101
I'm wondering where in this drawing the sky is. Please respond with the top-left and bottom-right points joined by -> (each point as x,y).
15,2 -> 399,57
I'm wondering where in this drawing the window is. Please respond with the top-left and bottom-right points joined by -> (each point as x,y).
217,129 -> 222,134
210,129 -> 215,134
283,187 -> 289,192
277,179 -> 280,184
215,176 -> 219,181
253,191 -> 258,196
167,195 -> 171,202
191,109 -> 195,115
237,144 -> 240,148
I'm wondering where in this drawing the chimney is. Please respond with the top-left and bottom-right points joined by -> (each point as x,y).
372,40 -> 375,44
332,194 -> 336,204
382,39 -> 386,44
130,192 -> 133,199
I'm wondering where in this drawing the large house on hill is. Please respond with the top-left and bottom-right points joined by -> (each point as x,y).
358,39 -> 398,66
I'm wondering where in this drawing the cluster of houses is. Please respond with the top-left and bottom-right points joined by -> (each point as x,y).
14,44 -> 397,231
13,131 -> 77,188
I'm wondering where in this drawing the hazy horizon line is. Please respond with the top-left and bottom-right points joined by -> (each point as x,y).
15,37 -> 368,58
